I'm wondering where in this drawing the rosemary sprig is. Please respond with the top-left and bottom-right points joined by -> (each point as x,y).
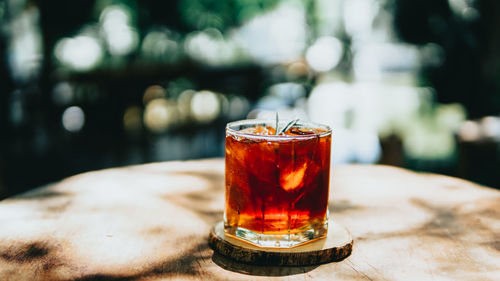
275,113 -> 299,135
279,119 -> 299,135
275,112 -> 279,135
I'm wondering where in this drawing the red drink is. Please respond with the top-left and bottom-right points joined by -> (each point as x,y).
224,120 -> 331,248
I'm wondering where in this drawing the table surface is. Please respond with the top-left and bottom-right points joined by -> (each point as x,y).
0,159 -> 499,280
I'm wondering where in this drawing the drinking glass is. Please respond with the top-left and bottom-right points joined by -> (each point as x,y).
224,119 -> 332,248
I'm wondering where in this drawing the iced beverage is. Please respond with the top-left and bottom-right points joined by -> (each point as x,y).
224,119 -> 331,248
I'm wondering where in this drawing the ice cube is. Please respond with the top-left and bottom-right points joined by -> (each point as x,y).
300,160 -> 321,188
244,140 -> 279,183
287,127 -> 315,135
279,161 -> 307,191
239,125 -> 276,136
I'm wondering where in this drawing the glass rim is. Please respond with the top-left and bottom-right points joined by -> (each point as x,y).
226,119 -> 332,140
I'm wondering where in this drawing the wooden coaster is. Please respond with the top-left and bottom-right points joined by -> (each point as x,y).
208,221 -> 353,266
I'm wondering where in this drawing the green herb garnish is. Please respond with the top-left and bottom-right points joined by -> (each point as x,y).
275,112 -> 279,135
275,113 -> 299,135
279,119 -> 299,135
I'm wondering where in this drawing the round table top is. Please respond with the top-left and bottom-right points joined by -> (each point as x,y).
0,159 -> 499,280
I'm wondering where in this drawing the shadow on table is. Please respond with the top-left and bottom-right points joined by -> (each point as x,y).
211,252 -> 319,276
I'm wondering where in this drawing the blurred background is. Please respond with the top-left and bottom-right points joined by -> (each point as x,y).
1,0 -> 500,198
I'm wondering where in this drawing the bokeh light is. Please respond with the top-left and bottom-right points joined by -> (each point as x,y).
403,122 -> 456,160
7,7 -> 42,82
141,30 -> 179,62
144,99 -> 177,133
55,36 -> 103,71
52,82 -> 74,106
448,0 -> 480,21
420,43 -> 446,68
9,90 -> 24,127
234,2 -> 306,64
123,106 -> 143,135
184,28 -> 240,66
227,95 -> 250,120
306,36 -> 343,72
353,43 -> 419,81
190,90 -> 220,123
286,61 -> 310,80
143,85 -> 166,105
62,106 -> 85,133
480,116 -> 500,138
100,5 -> 138,56
459,120 -> 481,141
177,89 -> 196,121
343,0 -> 379,40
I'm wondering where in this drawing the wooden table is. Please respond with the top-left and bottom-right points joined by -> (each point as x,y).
0,159 -> 499,280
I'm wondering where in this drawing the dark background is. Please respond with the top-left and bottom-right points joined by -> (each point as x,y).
1,0 -> 499,198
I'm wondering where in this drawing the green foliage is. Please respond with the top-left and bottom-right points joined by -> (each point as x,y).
179,0 -> 280,31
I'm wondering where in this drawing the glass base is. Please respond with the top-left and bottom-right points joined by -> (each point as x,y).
224,220 -> 328,248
